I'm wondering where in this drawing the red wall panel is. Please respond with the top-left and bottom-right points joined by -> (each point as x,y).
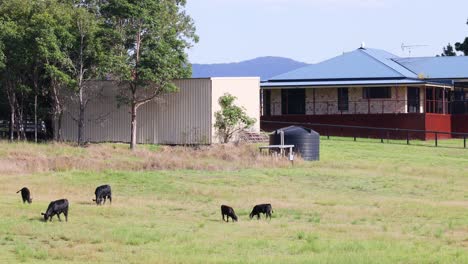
452,115 -> 468,134
261,114 -> 428,140
425,114 -> 452,139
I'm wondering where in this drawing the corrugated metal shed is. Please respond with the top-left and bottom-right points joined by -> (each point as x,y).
61,79 -> 213,144
61,78 -> 260,145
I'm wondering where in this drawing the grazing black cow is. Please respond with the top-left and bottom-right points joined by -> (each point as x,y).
42,199 -> 69,222
249,204 -> 273,220
92,185 -> 112,205
221,205 -> 238,222
16,187 -> 32,204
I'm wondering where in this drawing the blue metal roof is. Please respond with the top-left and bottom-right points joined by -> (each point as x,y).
270,48 -> 417,81
360,48 -> 418,78
264,47 -> 468,88
394,56 -> 468,80
261,78 -> 428,88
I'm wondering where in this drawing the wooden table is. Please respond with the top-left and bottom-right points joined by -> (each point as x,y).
259,145 -> 294,156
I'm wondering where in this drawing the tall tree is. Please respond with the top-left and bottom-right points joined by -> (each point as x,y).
0,34 -> 4,71
0,0 -> 33,141
101,0 -> 198,150
32,0 -> 75,141
440,43 -> 457,56
66,4 -> 107,146
25,1 -> 49,143
455,19 -> 468,55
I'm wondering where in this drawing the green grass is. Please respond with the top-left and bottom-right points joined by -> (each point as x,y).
0,140 -> 468,263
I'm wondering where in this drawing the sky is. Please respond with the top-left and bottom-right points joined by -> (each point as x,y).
185,0 -> 468,64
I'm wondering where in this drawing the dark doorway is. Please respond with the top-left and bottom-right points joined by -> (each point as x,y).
407,87 -> 420,113
262,90 -> 271,116
281,89 -> 305,115
337,88 -> 349,112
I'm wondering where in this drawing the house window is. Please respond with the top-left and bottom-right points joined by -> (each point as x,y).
363,87 -> 392,99
281,89 -> 305,115
337,88 -> 349,111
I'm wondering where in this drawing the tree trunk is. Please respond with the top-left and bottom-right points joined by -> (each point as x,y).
52,104 -> 63,142
52,111 -> 63,141
78,102 -> 85,146
130,103 -> 137,150
58,111 -> 63,142
16,95 -> 26,141
6,83 -> 16,142
34,94 -> 38,142
8,107 -> 14,142
53,111 -> 59,142
50,81 -> 63,142
32,69 -> 39,143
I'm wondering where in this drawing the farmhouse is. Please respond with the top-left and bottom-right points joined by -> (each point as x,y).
61,78 -> 260,145
260,47 -> 468,139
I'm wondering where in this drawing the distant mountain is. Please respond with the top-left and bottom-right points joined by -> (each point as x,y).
191,57 -> 309,81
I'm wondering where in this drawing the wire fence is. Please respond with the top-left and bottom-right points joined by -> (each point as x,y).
261,120 -> 468,149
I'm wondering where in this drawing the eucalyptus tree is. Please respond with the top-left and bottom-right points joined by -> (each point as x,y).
66,3 -> 107,146
0,37 -> 4,70
0,0 -> 33,141
440,43 -> 457,56
31,0 -> 75,141
101,0 -> 198,149
25,0 -> 49,142
0,0 -> 73,142
441,19 -> 468,56
455,19 -> 468,56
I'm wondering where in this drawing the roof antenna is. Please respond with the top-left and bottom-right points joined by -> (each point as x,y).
360,42 -> 366,49
401,43 -> 428,57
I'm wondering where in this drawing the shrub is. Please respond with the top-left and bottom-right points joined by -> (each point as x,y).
214,93 -> 256,143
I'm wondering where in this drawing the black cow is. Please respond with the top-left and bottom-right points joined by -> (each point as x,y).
16,187 -> 32,204
92,185 -> 112,205
221,205 -> 238,222
249,204 -> 273,220
42,199 -> 69,222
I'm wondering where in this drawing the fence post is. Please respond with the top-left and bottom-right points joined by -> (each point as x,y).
381,131 -> 384,143
406,131 -> 410,145
435,133 -> 438,147
327,128 -> 329,140
464,136 -> 467,149
354,129 -> 356,142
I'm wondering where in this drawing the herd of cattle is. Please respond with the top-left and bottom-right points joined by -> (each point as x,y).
17,184 -> 112,222
17,185 -> 274,222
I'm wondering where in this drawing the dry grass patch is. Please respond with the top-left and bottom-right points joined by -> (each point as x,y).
0,141 -> 295,174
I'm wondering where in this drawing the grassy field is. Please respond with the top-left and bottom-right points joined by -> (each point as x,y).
0,139 -> 468,263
